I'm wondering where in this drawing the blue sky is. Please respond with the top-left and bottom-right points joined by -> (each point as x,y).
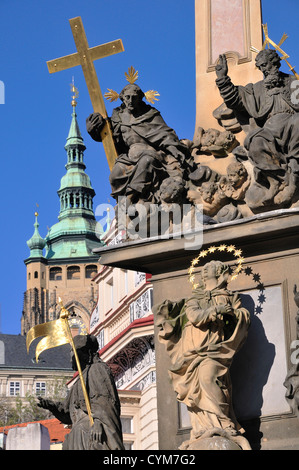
0,0 -> 298,334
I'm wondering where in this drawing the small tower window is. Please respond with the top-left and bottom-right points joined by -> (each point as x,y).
67,266 -> 80,280
34,271 -> 38,279
85,265 -> 98,279
49,267 -> 62,281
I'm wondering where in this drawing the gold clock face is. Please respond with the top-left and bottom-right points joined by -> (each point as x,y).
68,317 -> 88,335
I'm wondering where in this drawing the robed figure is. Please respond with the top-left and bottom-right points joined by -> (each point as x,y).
38,335 -> 124,450
86,83 -> 191,205
155,261 -> 250,448
215,49 -> 299,209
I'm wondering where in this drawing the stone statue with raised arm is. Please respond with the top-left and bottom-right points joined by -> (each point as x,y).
215,50 -> 299,211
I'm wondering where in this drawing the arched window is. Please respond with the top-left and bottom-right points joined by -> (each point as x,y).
85,265 -> 98,279
67,266 -> 80,280
34,271 -> 38,279
49,267 -> 62,281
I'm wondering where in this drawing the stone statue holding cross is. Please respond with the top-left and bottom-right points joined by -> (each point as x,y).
47,17 -> 193,219
86,77 -> 193,207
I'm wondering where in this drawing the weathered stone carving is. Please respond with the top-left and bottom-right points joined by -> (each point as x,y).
154,260 -> 251,450
215,49 -> 299,212
193,126 -> 239,157
86,51 -> 299,235
37,335 -> 124,450
86,83 -> 192,208
86,81 -> 202,236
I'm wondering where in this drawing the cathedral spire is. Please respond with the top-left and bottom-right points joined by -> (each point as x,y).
44,81 -> 103,260
57,81 -> 95,221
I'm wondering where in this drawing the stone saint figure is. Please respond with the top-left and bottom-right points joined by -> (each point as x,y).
155,260 -> 251,448
86,83 -> 191,205
38,335 -> 124,450
215,49 -> 299,208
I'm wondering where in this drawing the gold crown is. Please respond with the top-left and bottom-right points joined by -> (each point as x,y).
104,67 -> 160,104
188,244 -> 245,289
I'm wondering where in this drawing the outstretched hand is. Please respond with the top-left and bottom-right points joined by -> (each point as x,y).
215,54 -> 228,79
37,396 -> 53,410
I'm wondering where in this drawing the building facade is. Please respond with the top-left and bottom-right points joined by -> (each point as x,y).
89,220 -> 158,450
0,334 -> 73,413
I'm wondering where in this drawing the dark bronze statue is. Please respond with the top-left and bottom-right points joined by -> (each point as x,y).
215,49 -> 299,211
38,335 -> 124,450
86,83 -> 192,206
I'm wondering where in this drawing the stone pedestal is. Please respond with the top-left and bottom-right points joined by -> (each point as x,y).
94,208 -> 299,450
6,423 -> 50,450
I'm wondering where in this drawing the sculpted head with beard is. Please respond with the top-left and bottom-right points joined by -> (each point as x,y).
255,49 -> 284,89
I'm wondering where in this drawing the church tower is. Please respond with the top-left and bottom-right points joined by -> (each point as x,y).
22,85 -> 104,336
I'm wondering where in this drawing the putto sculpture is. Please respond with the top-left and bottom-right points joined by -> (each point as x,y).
154,252 -> 251,450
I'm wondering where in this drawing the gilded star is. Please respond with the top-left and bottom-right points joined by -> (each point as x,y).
234,249 -> 243,257
200,250 -> 208,258
218,244 -> 227,252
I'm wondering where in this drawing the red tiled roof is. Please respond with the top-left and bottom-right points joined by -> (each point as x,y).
0,418 -> 70,443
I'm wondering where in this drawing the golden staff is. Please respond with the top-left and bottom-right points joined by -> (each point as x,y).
26,298 -> 94,426
58,298 -> 94,426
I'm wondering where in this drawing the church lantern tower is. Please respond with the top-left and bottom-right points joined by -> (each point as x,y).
22,84 -> 104,336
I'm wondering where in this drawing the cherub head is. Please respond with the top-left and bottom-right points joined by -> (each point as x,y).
199,181 -> 218,203
226,162 -> 248,189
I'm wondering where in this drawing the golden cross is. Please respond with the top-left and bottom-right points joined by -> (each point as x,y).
47,17 -> 124,170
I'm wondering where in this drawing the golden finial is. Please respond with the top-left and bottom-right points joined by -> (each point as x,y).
70,76 -> 79,107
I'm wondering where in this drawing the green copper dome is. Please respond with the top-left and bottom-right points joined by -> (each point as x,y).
26,212 -> 46,258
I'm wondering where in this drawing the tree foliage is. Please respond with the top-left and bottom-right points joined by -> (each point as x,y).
0,377 -> 69,426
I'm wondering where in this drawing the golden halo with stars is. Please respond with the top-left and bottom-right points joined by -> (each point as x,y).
188,244 -> 245,289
